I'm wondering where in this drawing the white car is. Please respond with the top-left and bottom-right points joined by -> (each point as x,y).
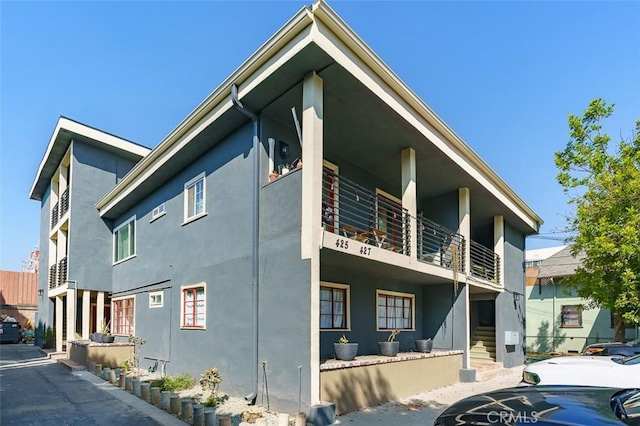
522,354 -> 640,388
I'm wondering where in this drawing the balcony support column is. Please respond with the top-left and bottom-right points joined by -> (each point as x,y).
96,291 -> 105,333
55,295 -> 63,352
66,287 -> 76,346
82,290 -> 91,339
494,215 -> 505,286
401,148 -> 417,260
301,71 -> 323,405
458,188 -> 472,374
458,188 -> 471,275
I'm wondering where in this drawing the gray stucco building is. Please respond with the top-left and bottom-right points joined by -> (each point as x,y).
30,0 -> 542,417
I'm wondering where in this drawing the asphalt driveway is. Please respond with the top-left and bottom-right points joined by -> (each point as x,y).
0,343 -> 162,426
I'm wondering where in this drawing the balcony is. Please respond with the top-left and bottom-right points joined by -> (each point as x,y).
51,201 -> 59,230
470,240 -> 500,284
58,257 -> 68,286
49,264 -> 57,289
60,188 -> 69,217
321,167 -> 500,283
417,217 -> 465,273
322,167 -> 410,255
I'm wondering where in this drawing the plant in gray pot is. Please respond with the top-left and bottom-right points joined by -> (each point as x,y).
378,329 -> 400,357
97,320 -> 114,343
334,334 -> 358,361
415,337 -> 433,353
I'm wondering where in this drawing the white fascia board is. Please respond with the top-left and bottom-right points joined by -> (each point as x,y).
29,117 -> 150,200
96,6 -> 314,216
312,1 -> 542,232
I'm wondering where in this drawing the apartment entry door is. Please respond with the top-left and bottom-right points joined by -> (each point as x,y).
478,300 -> 495,327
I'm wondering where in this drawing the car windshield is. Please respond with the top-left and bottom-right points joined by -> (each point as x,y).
611,388 -> 640,423
622,354 -> 640,365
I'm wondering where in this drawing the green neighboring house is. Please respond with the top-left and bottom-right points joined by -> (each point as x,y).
525,246 -> 638,353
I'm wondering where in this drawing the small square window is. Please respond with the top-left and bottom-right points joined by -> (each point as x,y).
151,203 -> 166,221
149,291 -> 163,308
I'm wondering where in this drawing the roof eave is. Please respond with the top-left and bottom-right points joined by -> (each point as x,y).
95,5 -> 315,215
312,1 -> 542,232
29,117 -> 150,201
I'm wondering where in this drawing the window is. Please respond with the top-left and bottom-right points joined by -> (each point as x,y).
112,297 -> 135,335
377,290 -> 414,330
320,283 -> 350,330
182,283 -> 206,328
149,291 -> 163,308
184,173 -> 206,222
561,305 -> 582,327
151,203 -> 166,221
610,312 -> 635,329
114,216 -> 136,263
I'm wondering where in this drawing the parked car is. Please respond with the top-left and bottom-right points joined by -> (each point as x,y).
522,354 -> 640,388
584,340 -> 640,357
433,385 -> 640,425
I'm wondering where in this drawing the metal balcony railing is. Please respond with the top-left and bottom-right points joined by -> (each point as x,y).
470,240 -> 500,283
51,202 -> 59,229
49,264 -> 57,289
417,217 -> 465,273
60,188 -> 69,217
322,167 -> 410,255
58,257 -> 68,286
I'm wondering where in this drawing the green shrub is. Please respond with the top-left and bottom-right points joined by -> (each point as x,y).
120,359 -> 132,371
150,373 -> 195,391
43,327 -> 54,349
199,367 -> 222,392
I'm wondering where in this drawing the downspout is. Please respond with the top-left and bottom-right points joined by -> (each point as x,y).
231,84 -> 260,404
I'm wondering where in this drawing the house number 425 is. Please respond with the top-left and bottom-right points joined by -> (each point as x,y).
335,239 -> 349,249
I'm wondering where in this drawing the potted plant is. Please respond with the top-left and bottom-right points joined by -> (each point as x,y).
333,334 -> 358,361
95,320 -> 114,343
378,329 -> 400,357
415,337 -> 433,353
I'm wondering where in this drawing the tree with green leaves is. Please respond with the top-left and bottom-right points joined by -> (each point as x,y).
555,98 -> 640,342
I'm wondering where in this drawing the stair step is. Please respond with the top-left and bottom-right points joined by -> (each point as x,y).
470,347 -> 496,355
473,331 -> 495,338
470,346 -> 496,353
471,342 -> 496,350
470,352 -> 496,360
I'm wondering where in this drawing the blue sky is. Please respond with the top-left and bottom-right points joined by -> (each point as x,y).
1,1 -> 638,271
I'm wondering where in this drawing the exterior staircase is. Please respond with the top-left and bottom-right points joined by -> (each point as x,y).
470,326 -> 505,381
470,325 -> 496,361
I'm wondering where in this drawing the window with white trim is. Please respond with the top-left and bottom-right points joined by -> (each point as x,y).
377,290 -> 414,330
320,283 -> 350,330
184,173 -> 206,222
151,203 -> 166,221
149,291 -> 163,308
181,283 -> 206,328
112,297 -> 135,335
114,216 -> 136,263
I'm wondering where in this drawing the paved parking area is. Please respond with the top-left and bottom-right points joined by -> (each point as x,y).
0,343 -> 164,426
